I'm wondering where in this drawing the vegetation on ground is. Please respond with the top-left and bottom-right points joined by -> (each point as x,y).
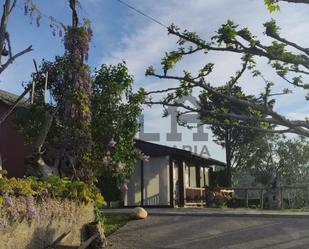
0,175 -> 104,206
99,213 -> 134,237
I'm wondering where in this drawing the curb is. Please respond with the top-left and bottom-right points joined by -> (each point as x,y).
147,211 -> 309,219
102,208 -> 309,219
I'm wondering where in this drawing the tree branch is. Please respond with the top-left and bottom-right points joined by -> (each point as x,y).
0,83 -> 31,125
278,0 -> 309,4
33,111 -> 55,153
146,86 -> 185,95
0,0 -> 10,65
69,0 -> 79,27
6,32 -> 12,58
168,27 -> 309,69
148,72 -> 309,136
0,45 -> 33,74
8,0 -> 15,14
266,28 -> 309,56
228,59 -> 248,87
146,100 -> 295,135
288,68 -> 309,75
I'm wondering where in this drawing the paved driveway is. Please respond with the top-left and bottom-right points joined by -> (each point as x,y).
106,215 -> 309,249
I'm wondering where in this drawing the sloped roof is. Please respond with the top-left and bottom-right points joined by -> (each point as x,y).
134,139 -> 226,167
0,89 -> 29,107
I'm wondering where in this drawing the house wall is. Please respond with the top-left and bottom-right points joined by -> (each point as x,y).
125,156 -> 170,206
143,156 -> 170,206
0,103 -> 30,177
125,162 -> 142,206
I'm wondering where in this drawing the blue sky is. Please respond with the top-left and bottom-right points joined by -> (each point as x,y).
1,0 -> 309,162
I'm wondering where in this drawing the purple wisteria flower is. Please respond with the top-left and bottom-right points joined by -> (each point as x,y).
0,218 -> 8,229
102,156 -> 110,166
26,196 -> 39,222
108,138 -> 117,148
121,179 -> 129,192
4,196 -> 13,207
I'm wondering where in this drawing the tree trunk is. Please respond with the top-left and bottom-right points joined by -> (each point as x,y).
86,222 -> 106,249
225,129 -> 232,187
33,111 -> 54,153
25,111 -> 57,177
0,0 -> 11,64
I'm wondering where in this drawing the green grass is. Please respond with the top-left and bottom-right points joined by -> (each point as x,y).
283,208 -> 309,212
101,213 -> 134,236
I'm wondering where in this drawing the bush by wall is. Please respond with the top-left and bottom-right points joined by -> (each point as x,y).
0,176 -> 105,249
0,198 -> 94,249
0,176 -> 104,206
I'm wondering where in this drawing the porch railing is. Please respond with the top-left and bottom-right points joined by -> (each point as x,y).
185,187 -> 205,206
184,184 -> 309,208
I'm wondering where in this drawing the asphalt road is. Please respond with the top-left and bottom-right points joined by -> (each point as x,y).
106,215 -> 309,249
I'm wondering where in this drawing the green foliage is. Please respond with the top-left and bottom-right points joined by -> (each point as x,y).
212,170 -> 229,188
14,59 -> 145,186
145,66 -> 155,76
264,19 -> 280,37
15,22 -> 94,180
97,174 -> 122,202
264,0 -> 280,12
62,24 -> 93,178
98,213 -> 133,236
147,0 -> 309,150
235,135 -> 309,185
213,20 -> 238,47
14,106 -> 46,145
199,84 -> 260,154
92,62 -> 146,179
161,51 -> 183,73
237,28 -> 254,42
0,175 -> 105,206
266,41 -> 306,65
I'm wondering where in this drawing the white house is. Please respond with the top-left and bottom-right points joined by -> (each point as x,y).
125,139 -> 226,207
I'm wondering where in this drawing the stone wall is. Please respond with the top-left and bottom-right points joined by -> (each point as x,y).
0,198 -> 94,249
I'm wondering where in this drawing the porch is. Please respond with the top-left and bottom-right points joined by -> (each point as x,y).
124,140 -> 226,208
185,187 -> 206,206
172,159 -> 222,207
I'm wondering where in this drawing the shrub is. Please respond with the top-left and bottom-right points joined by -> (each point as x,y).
97,174 -> 122,203
0,175 -> 105,206
0,176 -> 105,229
206,188 -> 233,208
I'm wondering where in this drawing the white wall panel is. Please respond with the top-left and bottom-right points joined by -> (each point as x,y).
125,162 -> 141,206
143,156 -> 170,206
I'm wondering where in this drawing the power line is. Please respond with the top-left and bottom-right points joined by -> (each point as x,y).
116,0 -> 169,29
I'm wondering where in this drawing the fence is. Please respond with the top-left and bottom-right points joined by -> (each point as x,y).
218,184 -> 309,209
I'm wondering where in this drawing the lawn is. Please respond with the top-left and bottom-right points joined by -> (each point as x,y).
101,213 -> 134,236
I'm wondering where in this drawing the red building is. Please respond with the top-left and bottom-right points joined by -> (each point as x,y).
0,89 -> 30,177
